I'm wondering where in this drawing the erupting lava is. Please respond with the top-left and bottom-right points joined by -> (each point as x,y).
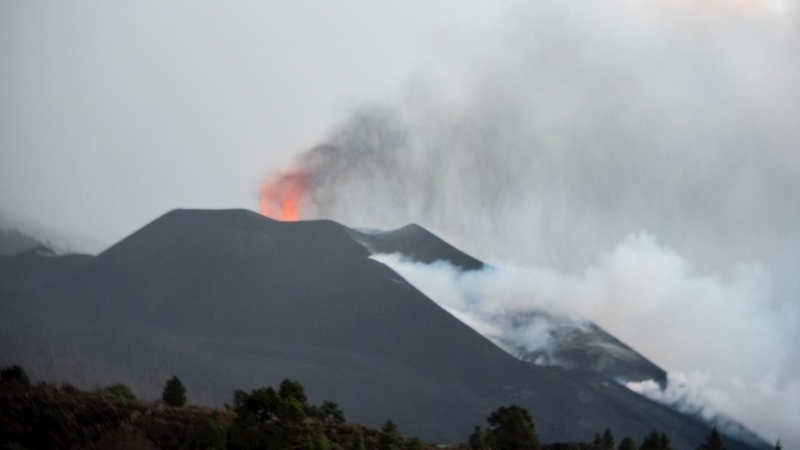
259,170 -> 309,221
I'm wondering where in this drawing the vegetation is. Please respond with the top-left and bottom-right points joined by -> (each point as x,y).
602,429 -> 615,450
163,375 -> 187,407
349,428 -> 366,450
696,428 -> 726,450
0,364 -> 745,450
103,383 -> 137,402
379,420 -> 400,450
486,405 -> 541,450
641,431 -> 672,450
468,424 -> 490,449
618,436 -> 638,450
0,365 -> 30,386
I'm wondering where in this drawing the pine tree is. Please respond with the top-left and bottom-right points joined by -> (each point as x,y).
641,431 -> 671,450
603,429 -> 616,450
696,427 -> 726,450
379,420 -> 400,450
618,436 -> 638,450
774,440 -> 782,450
161,375 -> 187,406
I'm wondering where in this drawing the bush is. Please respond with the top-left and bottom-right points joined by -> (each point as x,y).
60,383 -> 79,394
181,413 -> 226,450
105,383 -> 137,402
1,365 -> 31,386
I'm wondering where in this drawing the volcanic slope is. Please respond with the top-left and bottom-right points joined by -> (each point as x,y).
0,209 -> 765,449
348,224 -> 485,271
348,223 -> 667,388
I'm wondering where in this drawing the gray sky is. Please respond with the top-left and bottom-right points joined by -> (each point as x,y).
0,1 -> 509,251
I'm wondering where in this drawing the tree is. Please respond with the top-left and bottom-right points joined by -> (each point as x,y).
641,431 -> 671,450
228,386 -> 317,450
279,379 -> 308,407
105,383 -> 136,401
618,436 -> 638,450
162,376 -> 187,406
317,401 -> 345,423
603,429 -> 616,450
407,437 -> 424,450
379,420 -> 400,450
227,387 -> 284,450
469,424 -> 490,450
349,429 -> 366,450
774,440 -> 782,450
696,427 -> 726,450
487,405 -> 541,450
0,365 -> 30,386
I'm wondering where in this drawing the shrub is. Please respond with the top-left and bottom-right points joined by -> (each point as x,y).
105,383 -> 137,402
0,365 -> 30,386
181,413 -> 226,450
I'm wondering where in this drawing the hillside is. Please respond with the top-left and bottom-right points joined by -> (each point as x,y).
0,209 -> 767,449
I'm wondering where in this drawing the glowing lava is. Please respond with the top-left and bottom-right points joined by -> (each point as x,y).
259,170 -> 309,221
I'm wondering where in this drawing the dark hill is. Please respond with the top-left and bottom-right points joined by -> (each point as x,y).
349,224 -> 484,271
0,209 -> 766,449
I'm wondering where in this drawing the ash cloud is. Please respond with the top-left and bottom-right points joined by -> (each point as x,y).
268,0 -> 800,446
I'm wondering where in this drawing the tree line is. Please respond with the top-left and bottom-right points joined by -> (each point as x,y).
0,365 -> 783,450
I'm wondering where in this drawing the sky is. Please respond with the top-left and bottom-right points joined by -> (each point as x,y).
2,0 -> 799,446
0,0 -> 509,251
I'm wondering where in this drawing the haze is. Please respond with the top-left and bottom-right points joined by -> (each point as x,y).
2,0 -> 799,447
0,0 -> 508,250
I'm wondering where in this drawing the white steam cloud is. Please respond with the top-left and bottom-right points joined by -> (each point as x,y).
271,0 -> 800,446
373,232 -> 799,446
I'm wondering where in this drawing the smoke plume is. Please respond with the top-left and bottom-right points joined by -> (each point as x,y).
262,0 -> 800,446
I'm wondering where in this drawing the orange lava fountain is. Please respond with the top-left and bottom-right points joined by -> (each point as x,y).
259,170 -> 309,221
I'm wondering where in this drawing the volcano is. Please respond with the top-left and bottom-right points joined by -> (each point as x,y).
0,209 -> 767,449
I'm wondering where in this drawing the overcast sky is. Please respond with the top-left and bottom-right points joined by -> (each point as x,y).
0,1 -> 510,251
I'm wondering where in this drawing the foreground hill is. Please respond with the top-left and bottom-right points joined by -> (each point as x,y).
0,209 -> 766,449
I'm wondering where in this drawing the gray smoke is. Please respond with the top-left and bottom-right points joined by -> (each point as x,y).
265,0 -> 800,446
